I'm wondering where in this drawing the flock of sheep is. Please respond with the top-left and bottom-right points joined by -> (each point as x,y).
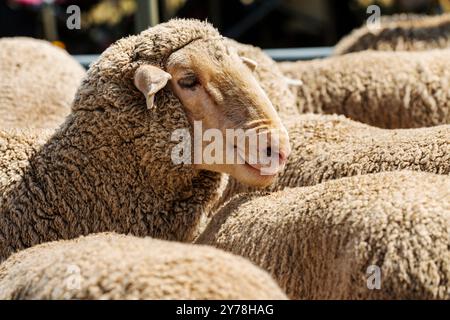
0,14 -> 449,300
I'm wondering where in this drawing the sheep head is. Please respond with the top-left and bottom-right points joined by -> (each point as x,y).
74,19 -> 290,191
133,33 -> 290,188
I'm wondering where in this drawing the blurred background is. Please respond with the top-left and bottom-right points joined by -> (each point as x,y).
1,0 -> 450,55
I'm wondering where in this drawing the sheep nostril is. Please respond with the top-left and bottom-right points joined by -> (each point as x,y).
278,150 -> 288,165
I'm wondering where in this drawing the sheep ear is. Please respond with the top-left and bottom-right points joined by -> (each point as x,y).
134,65 -> 172,109
240,56 -> 258,71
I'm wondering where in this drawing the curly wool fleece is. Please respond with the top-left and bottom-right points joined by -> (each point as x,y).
217,113 -> 450,205
198,171 -> 450,299
334,13 -> 450,55
0,233 -> 287,300
278,49 -> 450,129
0,19 -> 254,263
0,37 -> 86,129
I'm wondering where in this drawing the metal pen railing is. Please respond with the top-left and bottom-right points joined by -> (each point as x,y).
73,46 -> 333,68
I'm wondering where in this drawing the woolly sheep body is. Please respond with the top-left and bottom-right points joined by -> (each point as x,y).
334,13 -> 450,55
0,37 -> 86,129
197,171 -> 450,299
219,113 -> 449,200
278,50 -> 450,128
0,233 -> 287,299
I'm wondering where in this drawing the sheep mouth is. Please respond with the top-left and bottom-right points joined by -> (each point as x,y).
234,146 -> 280,177
244,161 -> 279,176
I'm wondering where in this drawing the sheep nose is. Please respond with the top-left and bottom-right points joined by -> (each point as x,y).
251,135 -> 290,175
264,147 -> 287,167
277,148 -> 289,167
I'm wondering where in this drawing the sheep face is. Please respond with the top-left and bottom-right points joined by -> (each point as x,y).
142,39 -> 290,187
85,19 -> 290,189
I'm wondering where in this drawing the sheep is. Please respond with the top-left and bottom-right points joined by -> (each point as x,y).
0,19 -> 291,262
0,232 -> 287,300
334,13 -> 450,55
216,113 -> 449,207
278,49 -> 450,128
197,171 -> 450,299
0,37 -> 86,129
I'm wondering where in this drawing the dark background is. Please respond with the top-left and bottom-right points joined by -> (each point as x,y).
0,0 -> 448,54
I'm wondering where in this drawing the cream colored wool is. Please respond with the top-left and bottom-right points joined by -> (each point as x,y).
278,50 -> 450,128
197,171 -> 450,299
216,113 -> 449,205
334,13 -> 450,55
0,233 -> 287,300
0,37 -> 86,129
0,129 -> 53,196
227,39 -> 299,120
0,19 -> 255,263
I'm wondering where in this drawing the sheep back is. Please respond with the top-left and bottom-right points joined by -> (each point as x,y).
278,50 -> 450,128
334,13 -> 450,55
0,232 -> 287,300
0,37 -> 86,129
217,113 -> 449,206
198,171 -> 450,299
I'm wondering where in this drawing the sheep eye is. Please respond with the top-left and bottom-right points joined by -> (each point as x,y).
178,75 -> 199,89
